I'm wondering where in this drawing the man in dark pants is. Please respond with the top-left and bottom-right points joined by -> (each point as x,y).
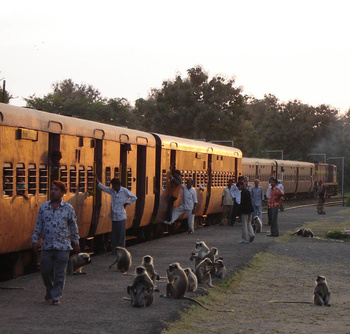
267,178 -> 284,237
97,178 -> 137,249
32,181 -> 80,306
230,175 -> 244,226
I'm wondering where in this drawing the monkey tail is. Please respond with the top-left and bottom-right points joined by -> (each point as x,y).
269,300 -> 313,304
182,296 -> 234,312
123,297 -> 132,302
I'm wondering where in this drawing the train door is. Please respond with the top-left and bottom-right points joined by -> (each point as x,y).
132,145 -> 146,230
48,133 -> 61,185
88,139 -> 103,237
203,154 -> 212,216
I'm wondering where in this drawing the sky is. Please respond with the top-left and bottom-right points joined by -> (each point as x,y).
2,0 -> 350,113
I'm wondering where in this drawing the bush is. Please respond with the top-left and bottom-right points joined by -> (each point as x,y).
345,197 -> 350,207
325,230 -> 350,241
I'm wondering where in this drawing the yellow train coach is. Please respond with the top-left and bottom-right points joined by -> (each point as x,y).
0,103 -> 242,279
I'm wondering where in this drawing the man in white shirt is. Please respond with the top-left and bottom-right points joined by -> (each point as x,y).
97,178 -> 137,249
164,179 -> 198,234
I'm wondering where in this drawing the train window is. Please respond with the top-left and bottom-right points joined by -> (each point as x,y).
79,166 -> 85,192
127,168 -> 132,190
87,167 -> 94,192
60,166 -> 68,188
28,164 -> 36,195
16,163 -> 26,196
78,137 -> 84,147
3,163 -> 13,197
114,167 -> 120,179
39,165 -> 48,195
70,166 -> 77,193
105,167 -> 111,186
162,170 -> 167,190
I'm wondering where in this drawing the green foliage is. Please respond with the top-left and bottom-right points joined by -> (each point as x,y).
325,230 -> 350,241
0,86 -> 13,103
346,197 -> 350,207
25,79 -> 136,127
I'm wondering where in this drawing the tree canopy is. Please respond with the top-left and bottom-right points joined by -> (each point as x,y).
23,67 -> 349,188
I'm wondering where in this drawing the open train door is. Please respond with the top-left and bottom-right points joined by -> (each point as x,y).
203,153 -> 212,217
132,145 -> 146,232
88,139 -> 103,238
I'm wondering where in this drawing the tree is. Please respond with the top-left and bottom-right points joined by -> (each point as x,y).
0,83 -> 13,103
25,79 -> 135,127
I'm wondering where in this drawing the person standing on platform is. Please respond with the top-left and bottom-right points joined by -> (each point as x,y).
220,179 -> 234,225
277,180 -> 284,211
164,179 -> 197,234
236,181 -> 255,244
32,181 -> 80,306
96,178 -> 137,249
314,180 -> 326,214
267,178 -> 284,237
230,175 -> 244,226
251,179 -> 264,222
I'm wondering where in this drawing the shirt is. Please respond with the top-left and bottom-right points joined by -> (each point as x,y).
181,184 -> 198,211
251,185 -> 264,206
32,200 -> 79,251
267,186 -> 284,208
229,184 -> 241,204
98,183 -> 137,221
222,187 -> 234,206
240,188 -> 254,214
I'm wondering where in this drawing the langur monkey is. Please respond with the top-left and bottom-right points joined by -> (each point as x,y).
184,267 -> 198,292
162,262 -> 233,312
67,253 -> 91,275
190,241 -> 210,269
252,216 -> 262,233
292,228 -> 314,238
213,259 -> 227,279
195,258 -> 214,288
126,266 -> 154,307
109,247 -> 132,273
314,275 -> 331,306
141,255 -> 160,291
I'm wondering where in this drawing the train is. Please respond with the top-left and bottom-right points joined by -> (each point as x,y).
0,103 -> 337,280
242,157 -> 338,199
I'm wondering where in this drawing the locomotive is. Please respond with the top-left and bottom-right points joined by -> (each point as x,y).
0,103 -> 337,279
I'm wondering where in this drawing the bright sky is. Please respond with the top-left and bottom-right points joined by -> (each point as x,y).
2,0 -> 350,113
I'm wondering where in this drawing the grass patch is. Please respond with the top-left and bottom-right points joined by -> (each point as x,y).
325,229 -> 350,241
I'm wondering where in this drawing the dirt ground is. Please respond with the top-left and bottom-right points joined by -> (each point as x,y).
163,207 -> 350,334
0,205 -> 349,334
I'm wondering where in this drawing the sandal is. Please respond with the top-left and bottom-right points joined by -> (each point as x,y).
52,301 -> 61,306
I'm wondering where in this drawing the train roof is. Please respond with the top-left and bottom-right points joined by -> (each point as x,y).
153,133 -> 242,157
242,157 -> 314,168
0,103 -> 155,146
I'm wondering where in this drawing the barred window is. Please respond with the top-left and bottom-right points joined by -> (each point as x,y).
70,166 -> 77,193
79,166 -> 85,192
87,166 -> 94,192
105,167 -> 111,186
28,164 -> 36,195
16,163 -> 26,195
60,165 -> 68,188
39,165 -> 48,195
3,163 -> 13,197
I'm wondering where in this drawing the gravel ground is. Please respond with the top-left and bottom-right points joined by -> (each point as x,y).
0,205 -> 349,334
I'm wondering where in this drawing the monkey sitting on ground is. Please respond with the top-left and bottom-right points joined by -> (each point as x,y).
184,267 -> 198,292
314,275 -> 331,306
126,266 -> 154,307
292,228 -> 314,238
252,216 -> 262,233
190,241 -> 210,269
67,253 -> 91,275
212,259 -> 227,279
141,255 -> 160,291
195,258 -> 214,288
109,246 -> 132,273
